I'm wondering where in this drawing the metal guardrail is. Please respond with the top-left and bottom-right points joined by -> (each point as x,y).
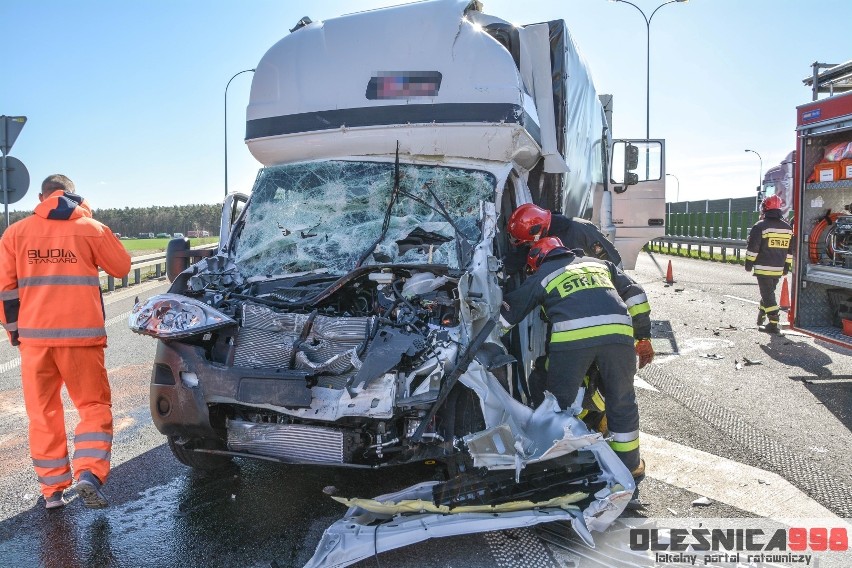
100,243 -> 219,291
649,235 -> 748,262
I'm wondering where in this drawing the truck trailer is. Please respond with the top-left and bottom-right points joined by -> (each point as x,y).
130,1 -> 665,563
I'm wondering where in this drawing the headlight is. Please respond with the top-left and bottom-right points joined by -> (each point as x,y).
128,293 -> 235,339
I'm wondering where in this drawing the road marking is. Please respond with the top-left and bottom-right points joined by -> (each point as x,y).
105,310 -> 133,328
723,294 -> 760,305
0,358 -> 20,374
0,311 -> 133,374
642,432 -> 840,521
103,278 -> 169,306
633,376 -> 659,392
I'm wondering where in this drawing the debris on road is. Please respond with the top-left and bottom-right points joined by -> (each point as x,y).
699,353 -> 724,360
735,360 -> 743,370
742,357 -> 763,366
666,508 -> 678,516
692,497 -> 713,507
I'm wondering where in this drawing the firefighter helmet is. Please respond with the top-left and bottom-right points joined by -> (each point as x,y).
761,195 -> 782,212
507,203 -> 552,244
527,236 -> 565,273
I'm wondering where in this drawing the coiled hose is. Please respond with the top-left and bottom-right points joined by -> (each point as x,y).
809,211 -> 842,264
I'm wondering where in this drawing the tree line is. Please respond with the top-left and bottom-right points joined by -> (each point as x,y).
3,203 -> 222,237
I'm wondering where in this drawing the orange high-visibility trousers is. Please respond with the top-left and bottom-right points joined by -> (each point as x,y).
20,344 -> 112,497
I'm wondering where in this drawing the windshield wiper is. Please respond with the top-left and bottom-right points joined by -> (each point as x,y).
356,142 -> 401,267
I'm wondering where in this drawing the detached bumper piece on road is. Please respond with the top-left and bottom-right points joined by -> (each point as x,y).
306,409 -> 635,568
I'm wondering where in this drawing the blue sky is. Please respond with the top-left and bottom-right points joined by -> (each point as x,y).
2,0 -> 850,211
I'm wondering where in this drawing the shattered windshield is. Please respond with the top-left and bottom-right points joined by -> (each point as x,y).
234,161 -> 496,277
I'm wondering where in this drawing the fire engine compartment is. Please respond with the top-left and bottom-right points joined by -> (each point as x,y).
795,115 -> 852,345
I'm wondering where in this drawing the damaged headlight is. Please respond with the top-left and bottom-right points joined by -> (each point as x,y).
128,293 -> 236,339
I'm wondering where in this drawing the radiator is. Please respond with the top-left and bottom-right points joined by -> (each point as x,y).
227,419 -> 345,464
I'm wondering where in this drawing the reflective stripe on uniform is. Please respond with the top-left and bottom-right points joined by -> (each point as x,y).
745,251 -> 758,260
18,327 -> 107,339
540,266 -> 569,290
609,438 -> 640,452
32,456 -> 70,468
763,229 -> 792,237
73,449 -> 111,461
2,321 -> 17,332
551,323 -> 634,343
18,275 -> 101,288
624,293 -> 649,309
553,314 -> 632,331
75,432 -> 113,444
608,430 -> 640,453
761,304 -> 780,314
628,301 -> 651,317
38,471 -> 73,485
753,268 -> 784,277
545,264 -> 612,295
591,389 -> 605,411
0,290 -> 19,300
539,261 -> 609,290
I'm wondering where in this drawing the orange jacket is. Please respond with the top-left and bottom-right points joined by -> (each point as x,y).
0,190 -> 131,346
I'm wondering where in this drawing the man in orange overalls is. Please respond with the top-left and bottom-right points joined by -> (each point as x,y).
0,174 -> 130,509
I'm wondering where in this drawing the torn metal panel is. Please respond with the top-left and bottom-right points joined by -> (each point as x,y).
305,481 -> 589,568
307,447 -> 633,568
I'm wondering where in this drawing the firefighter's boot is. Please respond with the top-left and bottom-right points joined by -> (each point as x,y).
631,458 -> 646,483
756,309 -> 766,326
760,322 -> 780,334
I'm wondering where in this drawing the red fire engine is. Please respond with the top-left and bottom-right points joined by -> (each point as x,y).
790,61 -> 852,347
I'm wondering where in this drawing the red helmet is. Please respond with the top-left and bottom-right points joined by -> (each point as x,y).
762,195 -> 782,212
508,203 -> 552,245
526,236 -> 565,273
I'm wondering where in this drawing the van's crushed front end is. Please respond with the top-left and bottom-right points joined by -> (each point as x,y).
130,159 -> 634,563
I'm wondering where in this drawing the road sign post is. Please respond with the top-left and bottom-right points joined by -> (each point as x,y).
0,116 -> 29,229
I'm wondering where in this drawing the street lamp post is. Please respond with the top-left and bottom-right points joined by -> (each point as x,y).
225,69 -> 255,197
666,173 -> 680,202
744,148 -> 763,191
610,0 -> 688,139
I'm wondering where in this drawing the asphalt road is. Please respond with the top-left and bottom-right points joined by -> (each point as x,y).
0,254 -> 848,568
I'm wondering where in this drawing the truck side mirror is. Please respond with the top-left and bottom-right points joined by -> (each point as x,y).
623,143 -> 639,187
625,144 -> 639,171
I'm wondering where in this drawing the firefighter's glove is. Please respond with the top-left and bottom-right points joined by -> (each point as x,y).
635,339 -> 654,369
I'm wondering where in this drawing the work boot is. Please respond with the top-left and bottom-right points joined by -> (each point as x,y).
631,458 -> 646,483
44,490 -> 66,510
75,471 -> 108,509
760,322 -> 780,334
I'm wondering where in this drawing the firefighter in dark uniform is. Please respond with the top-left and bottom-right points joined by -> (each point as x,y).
498,236 -> 654,476
745,195 -> 794,334
503,203 -> 622,275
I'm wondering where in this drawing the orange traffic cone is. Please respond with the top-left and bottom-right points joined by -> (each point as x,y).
665,260 -> 674,285
780,277 -> 790,311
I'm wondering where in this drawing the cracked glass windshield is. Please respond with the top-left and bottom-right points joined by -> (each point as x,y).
234,161 -> 496,277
